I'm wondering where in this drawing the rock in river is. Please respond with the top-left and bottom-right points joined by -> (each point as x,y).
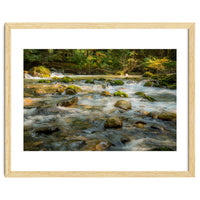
104,117 -> 123,128
65,88 -> 77,95
58,96 -> 78,107
158,112 -> 176,121
35,126 -> 60,135
114,100 -> 132,110
101,91 -> 111,96
81,139 -> 111,151
134,121 -> 146,128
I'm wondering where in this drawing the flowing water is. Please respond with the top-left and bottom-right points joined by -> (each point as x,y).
24,75 -> 176,151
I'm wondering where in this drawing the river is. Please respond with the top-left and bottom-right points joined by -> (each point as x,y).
24,74 -> 176,151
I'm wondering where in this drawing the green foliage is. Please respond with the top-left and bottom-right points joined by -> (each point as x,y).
144,81 -> 153,87
61,76 -> 73,83
157,74 -> 176,87
143,57 -> 176,74
143,72 -> 153,77
24,49 -> 176,75
114,91 -> 128,98
151,75 -> 159,79
168,84 -> 176,89
85,79 -> 95,84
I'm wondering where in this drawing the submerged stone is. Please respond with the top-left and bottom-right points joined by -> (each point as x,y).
158,112 -> 176,121
114,100 -> 132,110
101,91 -> 111,96
58,96 -> 78,107
81,139 -> 111,151
35,126 -> 60,135
65,88 -> 77,95
135,91 -> 156,102
104,117 -> 123,128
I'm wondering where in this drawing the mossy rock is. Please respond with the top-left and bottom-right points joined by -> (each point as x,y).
110,80 -> 124,86
104,117 -> 123,128
135,91 -> 156,102
85,79 -> 94,84
114,100 -> 132,110
37,79 -> 46,83
38,79 -> 51,83
144,95 -> 156,102
114,91 -> 128,98
58,96 -> 78,107
135,92 -> 145,96
158,112 -> 176,121
144,81 -> 153,87
85,79 -> 95,84
143,72 -> 153,77
65,88 -> 77,95
61,76 -> 73,83
66,85 -> 82,93
98,78 -> 106,81
29,66 -> 51,78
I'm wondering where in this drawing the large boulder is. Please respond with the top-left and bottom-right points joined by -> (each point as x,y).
114,100 -> 132,110
158,112 -> 176,121
104,117 -> 123,128
29,66 -> 51,78
58,96 -> 78,107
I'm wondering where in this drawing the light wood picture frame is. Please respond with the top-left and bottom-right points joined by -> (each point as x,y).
5,23 -> 195,177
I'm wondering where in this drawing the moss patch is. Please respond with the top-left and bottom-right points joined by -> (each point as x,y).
109,80 -> 124,85
85,79 -> 95,84
143,72 -> 153,77
114,91 -> 128,98
144,81 -> 153,87
135,91 -> 156,102
61,76 -> 74,83
29,66 -> 51,78
66,85 -> 82,92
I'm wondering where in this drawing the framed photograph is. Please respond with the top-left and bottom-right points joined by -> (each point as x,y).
5,23 -> 195,177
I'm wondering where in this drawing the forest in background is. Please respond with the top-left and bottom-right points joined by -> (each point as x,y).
24,49 -> 176,75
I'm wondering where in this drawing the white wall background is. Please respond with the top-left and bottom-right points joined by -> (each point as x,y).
0,0 -> 199,200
